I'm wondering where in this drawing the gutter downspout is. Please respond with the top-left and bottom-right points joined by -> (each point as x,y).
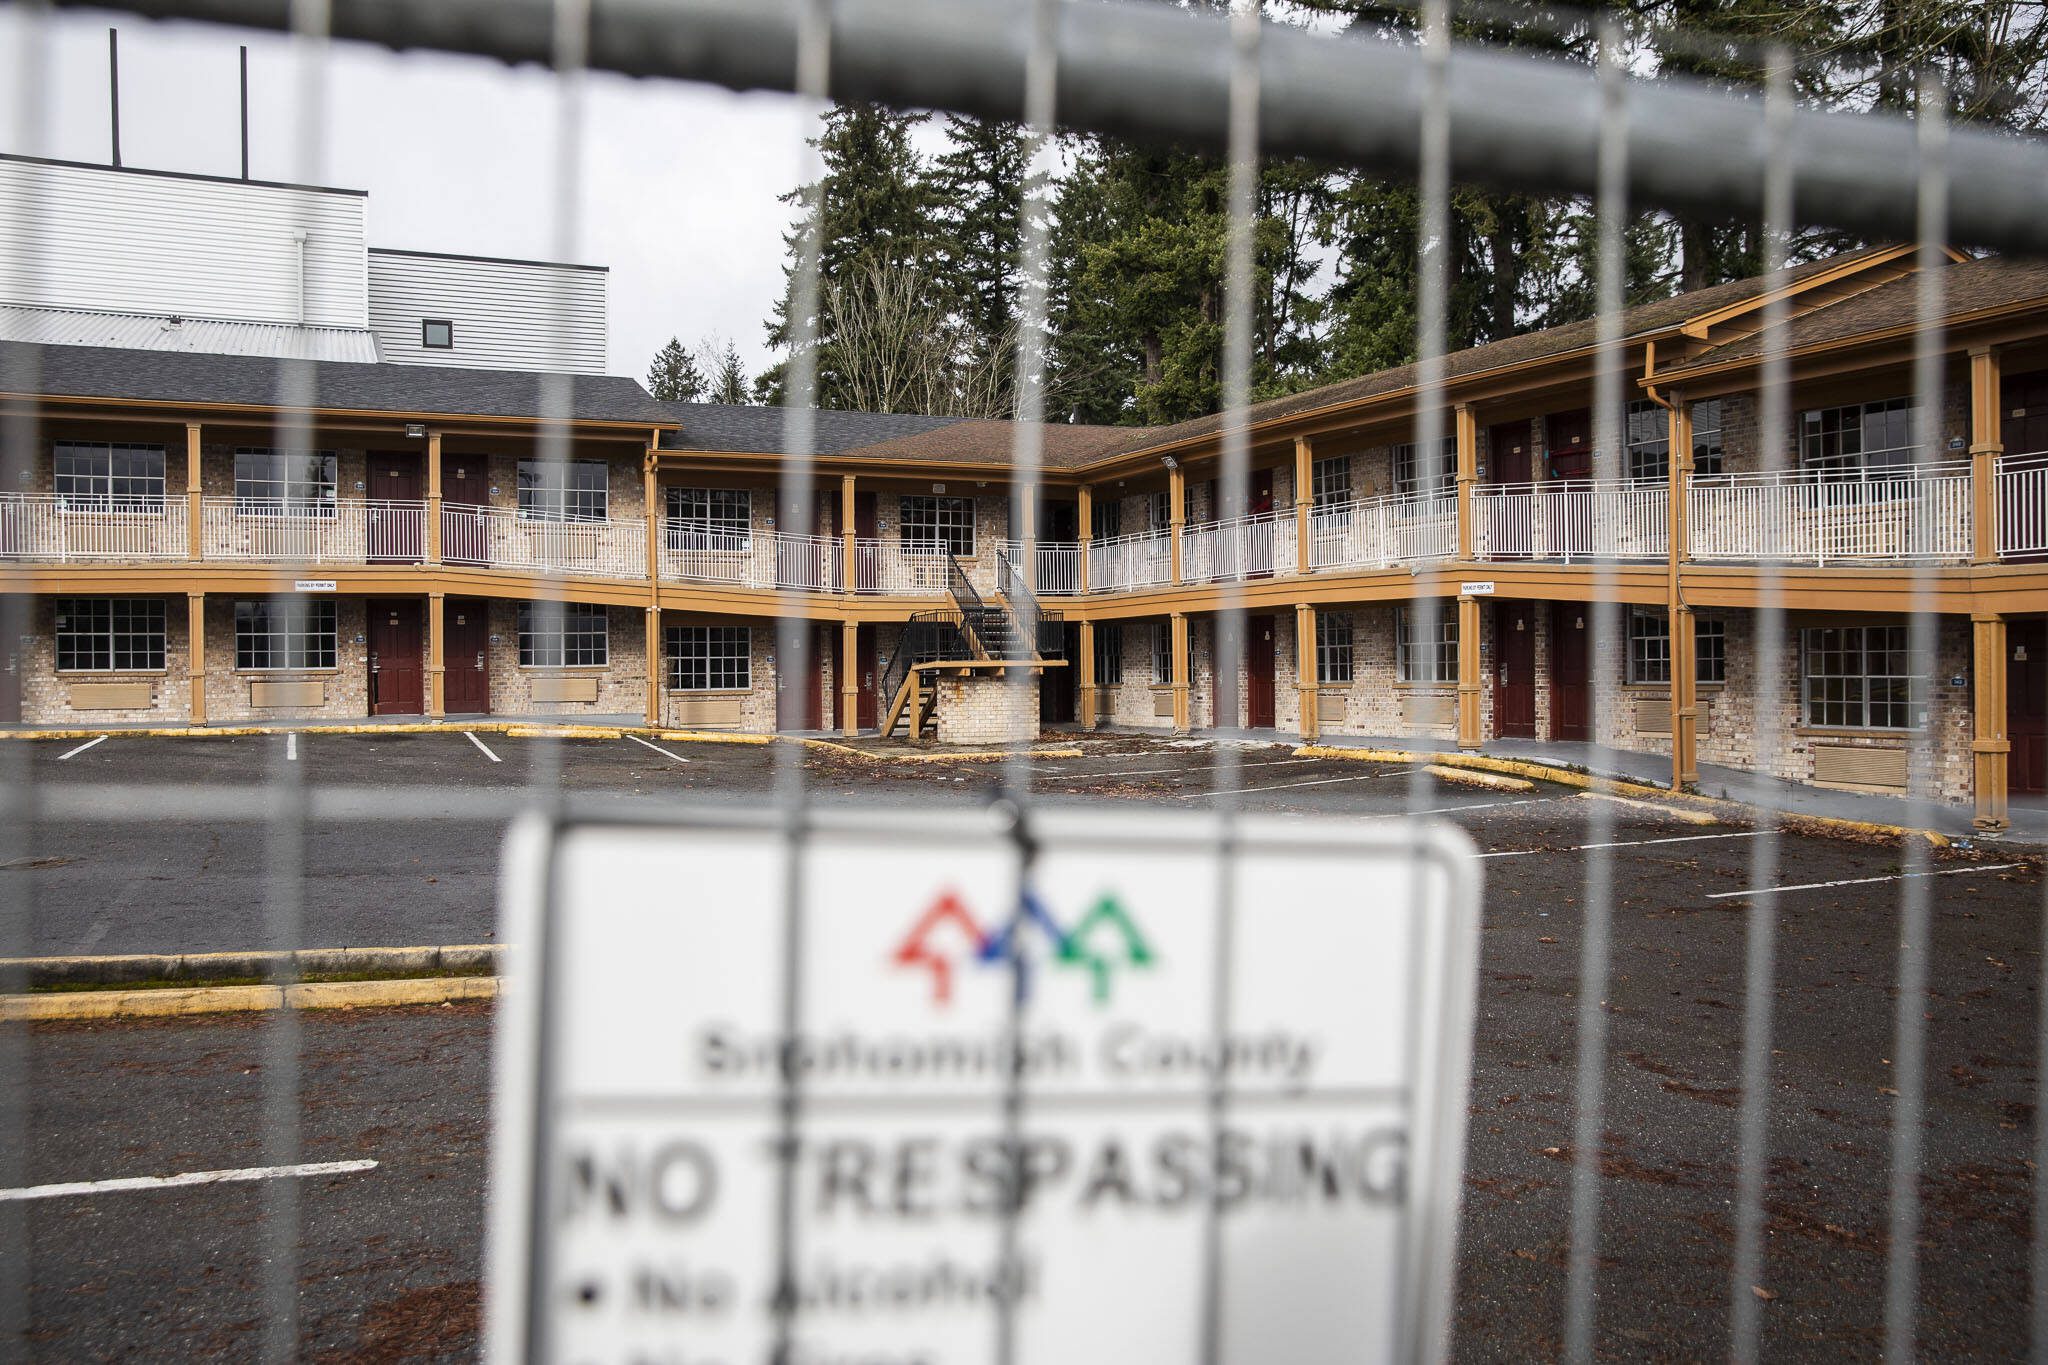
293,229 -> 308,328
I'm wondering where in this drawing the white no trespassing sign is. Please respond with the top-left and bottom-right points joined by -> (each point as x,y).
489,806 -> 1480,1365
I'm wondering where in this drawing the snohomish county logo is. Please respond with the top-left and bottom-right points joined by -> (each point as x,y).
890,887 -> 1154,1008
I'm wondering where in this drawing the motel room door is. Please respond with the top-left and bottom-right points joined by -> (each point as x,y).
367,453 -> 424,562
2013,619 -> 2047,795
2002,372 -> 2048,562
1247,615 -> 1276,729
444,598 -> 491,715
369,599 -> 426,716
1551,606 -> 1591,742
0,632 -> 19,723
441,455 -> 489,566
1546,409 -> 1593,481
1490,421 -> 1533,485
829,622 -> 882,731
776,623 -> 825,731
1494,601 -> 1537,738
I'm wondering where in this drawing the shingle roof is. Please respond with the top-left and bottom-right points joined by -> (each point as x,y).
0,342 -> 674,425
823,418 -> 1138,468
661,402 -> 970,453
1655,255 -> 2048,376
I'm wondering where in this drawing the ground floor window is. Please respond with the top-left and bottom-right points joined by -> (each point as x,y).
1095,623 -> 1124,687
518,601 -> 608,668
1697,618 -> 1727,684
1802,624 -> 1918,730
1151,623 -> 1172,683
667,624 -> 750,691
56,597 -> 165,672
1627,609 -> 1728,686
235,599 -> 336,671
1396,607 -> 1456,683
1316,612 -> 1354,684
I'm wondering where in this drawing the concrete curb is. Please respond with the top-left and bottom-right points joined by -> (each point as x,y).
804,740 -> 1087,764
0,943 -> 500,989
1293,744 -> 1952,848
1422,764 -> 1535,793
0,974 -> 498,1022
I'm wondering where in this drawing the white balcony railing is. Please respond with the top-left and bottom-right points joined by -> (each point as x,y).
660,523 -> 843,592
0,493 -> 189,561
1086,529 -> 1173,592
1473,479 -> 1668,561
1180,508 -> 1297,583
1308,491 -> 1458,570
1687,462 -> 1973,564
440,504 -> 646,579
996,539 -> 1083,595
854,537 -> 949,594
1999,454 -> 2048,559
202,497 -> 427,565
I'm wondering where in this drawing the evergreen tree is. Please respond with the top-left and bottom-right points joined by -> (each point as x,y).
704,337 -> 750,406
645,336 -> 707,402
929,115 -> 1028,377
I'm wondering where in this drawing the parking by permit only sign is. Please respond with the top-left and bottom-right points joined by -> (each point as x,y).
488,805 -> 1480,1364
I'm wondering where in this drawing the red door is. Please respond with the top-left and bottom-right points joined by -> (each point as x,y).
368,453 -> 423,562
776,624 -> 824,731
369,599 -> 425,716
1494,601 -> 1536,738
2000,372 -> 2048,563
1551,606 -> 1591,741
1247,615 -> 1275,729
2012,619 -> 2047,795
1547,410 -> 1593,482
856,624 -> 880,730
444,598 -> 490,715
854,492 -> 879,594
1490,422 -> 1533,485
442,457 -> 489,566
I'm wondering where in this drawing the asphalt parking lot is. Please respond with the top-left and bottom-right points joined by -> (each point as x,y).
5,731 -> 2047,1358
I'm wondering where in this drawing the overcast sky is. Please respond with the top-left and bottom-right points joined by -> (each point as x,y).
0,7 -> 822,383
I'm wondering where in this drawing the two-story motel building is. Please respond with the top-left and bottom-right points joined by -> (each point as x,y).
1,153 -> 2044,830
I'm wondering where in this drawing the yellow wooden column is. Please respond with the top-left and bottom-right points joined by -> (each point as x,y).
1170,610 -> 1191,733
840,619 -> 860,735
184,422 -> 203,560
1295,601 -> 1318,741
1293,436 -> 1314,574
1455,594 -> 1482,750
1454,403 -> 1478,560
840,473 -> 857,592
1077,620 -> 1097,729
1973,611 -> 2011,833
186,592 -> 206,725
1076,485 -> 1094,594
425,428 -> 444,564
643,453 -> 662,726
1670,603 -> 1698,788
1970,346 -> 2003,565
427,591 -> 447,718
1168,464 -> 1186,584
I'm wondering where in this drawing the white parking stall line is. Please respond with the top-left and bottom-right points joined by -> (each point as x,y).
464,730 -> 503,763
286,733 -> 298,762
0,1158 -> 378,1203
1482,830 -> 1770,860
56,735 -> 107,761
1704,863 -> 2023,901
625,734 -> 691,764
1179,770 -> 1408,799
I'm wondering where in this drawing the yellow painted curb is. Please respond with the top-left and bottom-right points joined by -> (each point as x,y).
1581,791 -> 1719,825
1423,764 -> 1535,793
658,729 -> 774,746
500,724 -> 626,740
1,975 -> 498,1022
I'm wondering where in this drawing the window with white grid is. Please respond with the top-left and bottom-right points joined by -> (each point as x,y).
54,443 -> 166,511
900,496 -> 975,557
1147,490 -> 1170,529
55,598 -> 166,672
1395,607 -> 1457,683
1799,397 -> 1916,476
1151,623 -> 1171,683
518,601 -> 608,668
1316,612 -> 1354,684
1697,617 -> 1727,684
667,625 -> 750,691
1095,623 -> 1124,687
1392,437 -> 1455,496
235,599 -> 336,671
518,459 -> 609,521
1628,609 -> 1672,684
1691,398 -> 1725,477
1803,624 -> 1920,730
1625,400 -> 1670,481
1090,499 -> 1121,541
1311,455 -> 1352,509
667,487 -> 752,549
234,449 -> 336,517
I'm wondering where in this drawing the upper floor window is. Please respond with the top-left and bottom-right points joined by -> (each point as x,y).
1147,490 -> 1171,530
1396,606 -> 1457,683
235,598 -> 336,670
518,601 -> 608,668
900,495 -> 974,557
667,487 -> 751,549
1800,397 -> 1915,476
1625,400 -> 1670,481
518,459 -> 608,522
422,319 -> 454,349
1090,500 -> 1122,541
1392,437 -> 1455,496
234,448 -> 336,517
1317,612 -> 1354,684
1311,455 -> 1352,509
1691,398 -> 1725,477
56,597 -> 165,672
1802,624 -> 1921,730
54,443 -> 166,511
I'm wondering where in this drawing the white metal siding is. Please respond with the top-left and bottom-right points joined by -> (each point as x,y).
367,251 -> 607,374
0,159 -> 368,328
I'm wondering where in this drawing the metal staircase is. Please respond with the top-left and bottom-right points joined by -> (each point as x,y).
875,550 -> 1065,738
